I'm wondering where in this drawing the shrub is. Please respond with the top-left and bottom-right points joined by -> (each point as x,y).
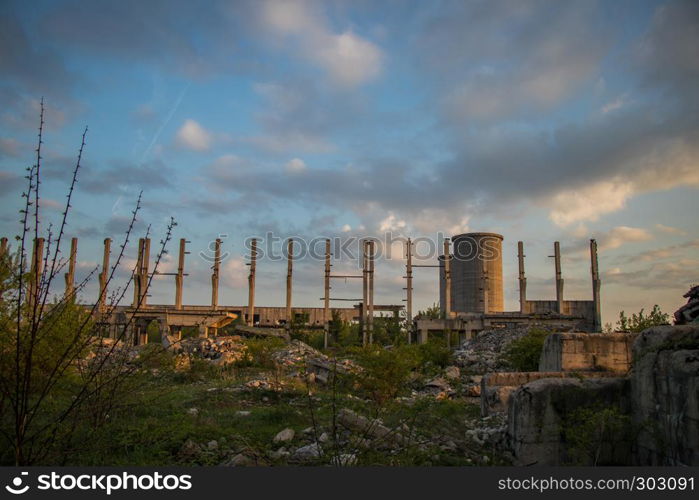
500,328 -> 550,371
354,346 -> 419,406
615,305 -> 670,333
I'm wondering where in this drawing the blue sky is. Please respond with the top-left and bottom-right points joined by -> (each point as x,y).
1,0 -> 698,326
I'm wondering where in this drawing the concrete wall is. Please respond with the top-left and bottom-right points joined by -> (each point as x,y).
631,325 -> 699,465
481,371 -> 619,416
539,332 -> 637,373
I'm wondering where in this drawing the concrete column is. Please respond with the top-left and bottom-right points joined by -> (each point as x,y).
133,238 -> 144,307
247,238 -> 257,326
517,241 -> 527,314
362,240 -> 368,346
29,237 -> 45,310
323,238 -> 331,349
590,239 -> 601,331
419,328 -> 428,344
443,238 -> 451,319
98,238 -> 110,312
405,238 -> 413,344
368,240 -> 375,344
211,238 -> 221,310
0,237 -> 7,259
175,238 -> 186,310
64,237 -> 78,302
286,238 -> 293,325
140,238 -> 150,307
554,241 -> 564,314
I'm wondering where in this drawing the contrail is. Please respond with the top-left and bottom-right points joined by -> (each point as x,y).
141,82 -> 191,162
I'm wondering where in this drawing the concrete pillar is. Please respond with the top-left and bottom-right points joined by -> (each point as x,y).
0,237 -> 7,259
29,237 -> 45,310
211,238 -> 221,310
517,241 -> 527,314
198,324 -> 208,338
368,240 -> 375,344
98,238 -> 110,313
323,238 -> 331,349
405,238 -> 413,344
590,239 -> 601,331
141,238 -> 150,307
64,237 -> 78,302
443,238 -> 451,319
286,238 -> 293,324
419,328 -> 428,344
362,240 -> 368,346
175,238 -> 186,310
554,241 -> 564,314
247,238 -> 257,326
133,238 -> 144,307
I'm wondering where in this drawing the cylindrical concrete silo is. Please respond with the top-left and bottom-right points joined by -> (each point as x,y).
450,232 -> 504,313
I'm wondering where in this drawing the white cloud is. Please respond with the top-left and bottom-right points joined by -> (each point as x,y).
378,213 -> 407,232
548,180 -> 634,227
175,119 -> 212,151
259,0 -> 383,87
285,157 -> 307,174
598,226 -> 653,251
341,224 -> 352,232
654,223 -> 687,236
601,94 -> 628,114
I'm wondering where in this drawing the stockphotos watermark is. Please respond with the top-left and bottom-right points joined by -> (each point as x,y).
198,232 -> 502,265
4,471 -> 192,495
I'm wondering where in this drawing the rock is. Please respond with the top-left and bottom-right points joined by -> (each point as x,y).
174,353 -> 190,371
223,453 -> 256,467
269,448 -> 290,461
337,408 -> 406,447
186,407 -> 199,416
302,427 -> 314,435
292,442 -> 321,461
331,454 -> 357,466
273,428 -> 295,443
178,439 -> 201,460
235,410 -> 251,417
425,377 -> 450,391
318,432 -> 329,443
207,440 -> 218,451
444,366 -> 460,380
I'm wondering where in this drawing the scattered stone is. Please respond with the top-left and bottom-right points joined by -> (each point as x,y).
186,407 -> 199,416
318,432 -> 329,443
235,410 -> 251,417
273,428 -> 295,443
444,366 -> 460,380
178,439 -> 201,460
292,442 -> 321,461
207,440 -> 219,451
269,448 -> 290,461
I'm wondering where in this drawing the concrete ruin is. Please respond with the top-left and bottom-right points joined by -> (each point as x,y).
415,233 -> 601,343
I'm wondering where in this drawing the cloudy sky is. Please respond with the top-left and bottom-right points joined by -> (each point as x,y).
1,0 -> 697,326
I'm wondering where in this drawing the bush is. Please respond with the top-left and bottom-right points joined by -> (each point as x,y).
500,328 -> 550,371
615,305 -> 670,333
239,337 -> 286,369
354,346 -> 420,406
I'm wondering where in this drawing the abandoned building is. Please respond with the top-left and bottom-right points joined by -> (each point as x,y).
2,230 -> 601,347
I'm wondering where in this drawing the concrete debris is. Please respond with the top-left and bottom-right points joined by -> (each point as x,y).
453,327 -> 530,373
291,442 -> 322,461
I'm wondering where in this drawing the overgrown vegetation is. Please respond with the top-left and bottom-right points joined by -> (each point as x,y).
500,328 -> 550,371
563,404 -> 633,465
609,305 -> 670,333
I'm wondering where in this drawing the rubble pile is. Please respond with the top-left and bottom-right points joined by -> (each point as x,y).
178,335 -> 249,366
453,327 -> 530,374
271,340 -> 361,383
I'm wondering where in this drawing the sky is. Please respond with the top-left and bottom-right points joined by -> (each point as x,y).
0,0 -> 698,327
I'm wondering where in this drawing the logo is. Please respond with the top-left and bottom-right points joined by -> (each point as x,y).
5,472 -> 29,495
